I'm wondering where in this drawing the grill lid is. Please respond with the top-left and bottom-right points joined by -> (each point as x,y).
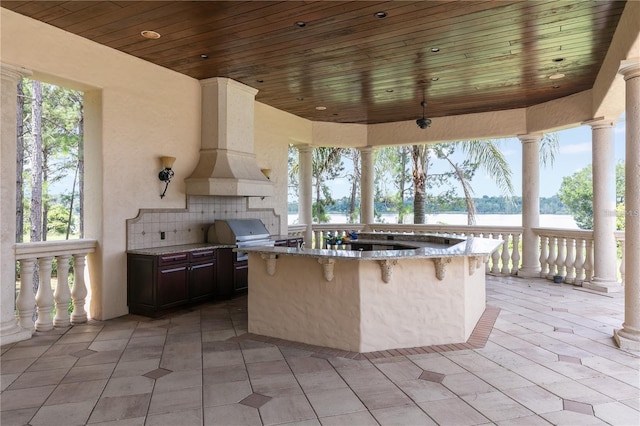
208,219 -> 270,244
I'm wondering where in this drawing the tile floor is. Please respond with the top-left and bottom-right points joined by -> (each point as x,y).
1,276 -> 638,426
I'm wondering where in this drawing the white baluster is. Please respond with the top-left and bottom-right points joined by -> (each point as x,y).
511,233 -> 521,275
16,258 -> 36,333
501,234 -> 510,275
314,230 -> 322,249
619,240 -> 625,286
564,238 -> 576,284
491,235 -> 501,274
53,255 -> 71,327
35,257 -> 54,331
539,235 -> 549,277
584,239 -> 594,282
574,238 -> 586,285
70,254 -> 88,324
556,237 -> 567,280
547,236 -> 558,279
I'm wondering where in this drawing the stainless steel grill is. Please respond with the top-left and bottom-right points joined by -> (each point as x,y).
208,219 -> 274,261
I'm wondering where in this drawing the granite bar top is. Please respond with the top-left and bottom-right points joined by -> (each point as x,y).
242,235 -> 501,261
127,243 -> 234,256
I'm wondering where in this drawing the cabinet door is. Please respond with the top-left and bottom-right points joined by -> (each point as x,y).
233,261 -> 249,292
157,264 -> 189,307
189,260 -> 215,302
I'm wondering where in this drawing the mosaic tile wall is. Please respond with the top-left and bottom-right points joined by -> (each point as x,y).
126,196 -> 280,250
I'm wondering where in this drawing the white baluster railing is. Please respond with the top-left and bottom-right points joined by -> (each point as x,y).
15,239 -> 97,334
615,231 -> 625,286
319,224 -> 523,275
306,224 -> 625,286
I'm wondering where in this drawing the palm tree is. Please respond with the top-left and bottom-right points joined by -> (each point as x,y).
411,134 -> 558,225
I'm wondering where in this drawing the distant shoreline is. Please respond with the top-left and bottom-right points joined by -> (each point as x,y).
288,213 -> 579,229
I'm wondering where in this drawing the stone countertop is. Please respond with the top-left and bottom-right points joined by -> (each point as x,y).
242,236 -> 501,261
270,235 -> 302,241
127,243 -> 234,256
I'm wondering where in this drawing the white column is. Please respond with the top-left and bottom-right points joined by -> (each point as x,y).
615,59 -> 640,350
359,146 -> 374,225
518,134 -> 542,277
297,145 -> 313,244
583,118 -> 621,292
0,63 -> 32,344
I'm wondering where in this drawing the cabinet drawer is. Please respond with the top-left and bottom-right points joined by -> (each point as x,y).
190,249 -> 215,261
158,252 -> 188,265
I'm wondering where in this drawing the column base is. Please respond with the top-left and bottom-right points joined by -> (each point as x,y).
582,279 -> 623,293
0,320 -> 32,345
614,329 -> 640,351
517,267 -> 541,278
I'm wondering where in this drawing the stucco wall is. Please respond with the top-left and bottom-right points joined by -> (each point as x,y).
1,9 -> 203,319
0,8 -> 309,319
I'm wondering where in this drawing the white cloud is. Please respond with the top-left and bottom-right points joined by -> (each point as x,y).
559,143 -> 591,154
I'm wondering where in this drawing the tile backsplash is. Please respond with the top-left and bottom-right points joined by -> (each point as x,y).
126,196 -> 280,250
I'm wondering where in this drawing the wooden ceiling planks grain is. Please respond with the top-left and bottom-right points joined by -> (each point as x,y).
2,0 -> 627,124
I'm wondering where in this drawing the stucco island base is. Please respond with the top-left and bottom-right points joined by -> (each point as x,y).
247,252 -> 488,353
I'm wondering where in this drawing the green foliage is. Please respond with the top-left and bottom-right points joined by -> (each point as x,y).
20,79 -> 83,241
558,162 -> 625,230
47,204 -> 75,235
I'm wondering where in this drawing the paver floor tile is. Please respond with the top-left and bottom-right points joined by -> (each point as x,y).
370,403 -> 437,425
203,380 -> 252,407
145,408 -> 203,426
204,403 -> 261,426
461,390 -> 534,421
259,394 -> 316,426
503,385 -> 564,414
29,400 -> 95,426
592,401 -> 640,425
87,393 -> 151,424
319,410 -> 379,426
418,397 -> 489,425
305,387 -> 366,417
147,386 -> 202,415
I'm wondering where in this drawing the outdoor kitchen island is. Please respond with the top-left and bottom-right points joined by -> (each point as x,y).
242,233 -> 501,353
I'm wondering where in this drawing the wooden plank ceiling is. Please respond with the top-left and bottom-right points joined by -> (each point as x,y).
2,1 -> 627,124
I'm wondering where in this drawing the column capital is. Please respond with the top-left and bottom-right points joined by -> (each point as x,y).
293,144 -> 313,153
358,146 -> 375,154
517,133 -> 542,144
619,58 -> 640,80
1,62 -> 32,82
582,117 -> 616,129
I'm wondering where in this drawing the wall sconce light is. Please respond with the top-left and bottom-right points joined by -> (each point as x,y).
159,156 -> 176,199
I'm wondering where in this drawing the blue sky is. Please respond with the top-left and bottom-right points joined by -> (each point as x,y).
328,118 -> 626,199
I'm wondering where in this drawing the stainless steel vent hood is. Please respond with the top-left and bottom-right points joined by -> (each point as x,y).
185,77 -> 273,197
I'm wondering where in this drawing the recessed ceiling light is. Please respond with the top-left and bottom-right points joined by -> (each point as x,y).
141,30 -> 161,39
374,11 -> 388,19
200,54 -> 209,59
296,97 -> 304,101
549,73 -> 565,80
552,85 -> 561,89
386,89 -> 394,93
295,21 -> 306,28
256,79 -> 264,83
431,77 -> 439,81
315,106 -> 327,111
431,47 -> 440,53
552,57 -> 565,63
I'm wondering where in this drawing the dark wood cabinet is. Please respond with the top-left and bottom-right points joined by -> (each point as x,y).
233,261 -> 249,292
274,236 -> 303,248
127,248 -> 216,317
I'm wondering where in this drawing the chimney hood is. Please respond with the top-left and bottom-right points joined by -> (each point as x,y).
185,77 -> 273,197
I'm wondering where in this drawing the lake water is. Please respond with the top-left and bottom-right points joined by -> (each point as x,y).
288,213 -> 579,229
